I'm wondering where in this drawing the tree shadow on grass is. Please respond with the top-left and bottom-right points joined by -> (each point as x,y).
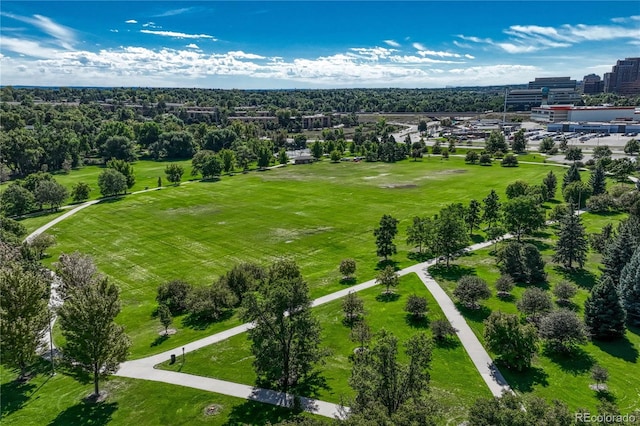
592,335 -> 639,363
407,252 -> 432,262
552,266 -> 598,290
375,292 -> 400,303
428,264 -> 476,283
501,365 -> 549,393
455,303 -> 491,324
543,346 -> 595,375
223,400 -> 297,426
405,314 -> 430,329
595,389 -> 617,404
293,371 -> 331,400
181,309 -> 233,330
150,333 -> 169,347
339,277 -> 356,286
96,196 -> 125,205
0,378 -> 36,417
433,337 -> 461,349
525,238 -> 553,253
375,259 -> 400,271
48,400 -> 118,426
497,293 -> 516,303
470,234 -> 486,244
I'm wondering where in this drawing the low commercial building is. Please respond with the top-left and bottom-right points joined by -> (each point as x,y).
531,105 -> 639,123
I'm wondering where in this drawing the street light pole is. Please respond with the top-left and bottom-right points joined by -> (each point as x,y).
49,308 -> 55,376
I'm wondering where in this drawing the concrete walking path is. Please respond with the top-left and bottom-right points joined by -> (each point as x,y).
116,237 -> 514,416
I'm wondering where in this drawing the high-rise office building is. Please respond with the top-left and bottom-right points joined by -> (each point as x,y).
582,74 -> 604,94
604,57 -> 640,95
528,77 -> 577,90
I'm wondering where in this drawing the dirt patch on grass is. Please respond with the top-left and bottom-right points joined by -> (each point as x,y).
380,184 -> 418,189
363,173 -> 390,180
204,404 -> 223,416
434,169 -> 468,174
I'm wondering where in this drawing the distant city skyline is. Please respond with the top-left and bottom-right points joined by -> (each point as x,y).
1,1 -> 639,89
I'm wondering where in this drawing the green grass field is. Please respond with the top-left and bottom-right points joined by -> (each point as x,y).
40,157 -> 559,358
428,212 -> 640,414
0,363 -> 321,425
158,274 -> 490,425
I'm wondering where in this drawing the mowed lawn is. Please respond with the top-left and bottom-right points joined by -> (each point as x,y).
42,157 -> 558,358
0,364 -> 322,425
428,212 -> 640,414
159,274 -> 490,425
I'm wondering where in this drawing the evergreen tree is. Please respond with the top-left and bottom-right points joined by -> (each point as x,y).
562,162 -> 581,190
553,210 -> 589,269
482,190 -> 501,229
543,171 -> 557,200
0,264 -> 50,379
374,214 -> 399,261
602,224 -> 638,285
589,163 -> 607,196
584,275 -> 626,340
58,277 -> 131,397
466,199 -> 482,237
620,246 -> 640,326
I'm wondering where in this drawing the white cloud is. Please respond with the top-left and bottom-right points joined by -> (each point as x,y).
412,42 -> 426,51
1,12 -> 76,49
125,19 -> 137,24
464,54 -> 475,59
186,43 -> 199,49
384,39 -> 400,47
228,51 -> 265,59
611,15 -> 640,23
110,29 -> 119,33
153,8 -> 194,17
453,41 -> 472,49
350,47 -> 396,60
462,20 -> 640,54
140,30 -> 217,40
0,36 -> 62,58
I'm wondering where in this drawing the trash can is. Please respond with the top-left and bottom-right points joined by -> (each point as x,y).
170,354 -> 176,364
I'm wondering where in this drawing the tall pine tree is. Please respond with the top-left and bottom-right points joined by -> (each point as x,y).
482,190 -> 501,229
562,162 -> 581,190
589,163 -> 607,196
466,199 -> 482,237
602,223 -> 638,285
584,275 -> 626,340
553,210 -> 588,269
620,246 -> 640,326
542,171 -> 557,200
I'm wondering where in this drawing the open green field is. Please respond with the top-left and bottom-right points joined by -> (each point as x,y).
158,274 -> 490,424
0,363 -> 321,425
41,157 -> 560,358
428,212 -> 640,413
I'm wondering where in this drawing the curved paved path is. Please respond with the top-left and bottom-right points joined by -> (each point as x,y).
30,176 -> 610,418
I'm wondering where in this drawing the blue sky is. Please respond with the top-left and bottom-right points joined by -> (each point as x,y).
1,1 -> 639,89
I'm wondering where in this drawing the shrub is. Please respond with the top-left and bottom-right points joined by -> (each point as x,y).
454,276 -> 491,309
586,194 -> 616,213
540,309 -> 587,353
517,287 -> 553,323
495,275 -> 515,297
553,280 -> 578,306
431,319 -> 456,342
405,294 -> 428,318
157,280 -> 193,315
186,283 -> 235,322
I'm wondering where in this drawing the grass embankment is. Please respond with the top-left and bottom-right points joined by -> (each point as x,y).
158,274 -> 490,424
0,363 -> 319,425
428,212 -> 640,413
40,158 -> 557,358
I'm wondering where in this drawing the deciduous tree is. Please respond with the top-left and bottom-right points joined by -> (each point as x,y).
98,168 -> 127,197
58,277 -> 131,397
483,311 -> 538,371
70,182 -> 91,203
374,214 -> 399,261
501,196 -> 545,241
482,190 -> 501,229
539,309 -> 587,353
164,163 -> 184,185
376,265 -> 399,294
405,295 -> 428,319
349,330 -> 432,417
241,259 -> 324,394
517,287 -> 553,323
339,258 -> 357,280
0,264 -> 50,380
454,276 -> 491,309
